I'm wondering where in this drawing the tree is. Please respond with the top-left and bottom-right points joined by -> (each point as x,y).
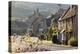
47,27 -> 53,40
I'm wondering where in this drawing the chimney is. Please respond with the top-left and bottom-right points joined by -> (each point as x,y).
34,9 -> 39,14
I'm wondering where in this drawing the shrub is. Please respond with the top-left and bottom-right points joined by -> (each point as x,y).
39,35 -> 45,40
68,37 -> 78,46
52,35 -> 61,44
52,35 -> 57,43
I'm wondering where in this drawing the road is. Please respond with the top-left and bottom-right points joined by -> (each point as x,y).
36,44 -> 77,51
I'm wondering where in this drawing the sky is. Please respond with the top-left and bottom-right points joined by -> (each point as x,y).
11,1 -> 70,20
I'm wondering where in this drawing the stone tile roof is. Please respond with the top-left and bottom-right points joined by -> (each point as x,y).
59,6 -> 76,21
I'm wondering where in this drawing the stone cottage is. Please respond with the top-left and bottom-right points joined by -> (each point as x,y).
58,5 -> 78,44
